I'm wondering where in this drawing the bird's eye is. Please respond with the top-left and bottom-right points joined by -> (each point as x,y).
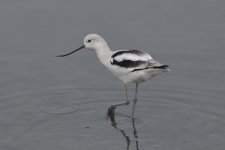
87,40 -> 91,43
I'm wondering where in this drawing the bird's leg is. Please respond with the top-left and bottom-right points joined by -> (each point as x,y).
131,83 -> 138,118
107,84 -> 129,120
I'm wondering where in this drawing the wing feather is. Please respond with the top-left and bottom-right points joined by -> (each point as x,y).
110,50 -> 169,72
110,50 -> 152,69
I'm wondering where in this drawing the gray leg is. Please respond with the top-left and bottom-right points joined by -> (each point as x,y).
107,84 -> 129,117
131,83 -> 138,118
110,84 -> 129,109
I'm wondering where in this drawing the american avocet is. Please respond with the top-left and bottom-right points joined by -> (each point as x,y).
57,33 -> 169,118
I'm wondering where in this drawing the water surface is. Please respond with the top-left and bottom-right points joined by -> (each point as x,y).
0,0 -> 225,150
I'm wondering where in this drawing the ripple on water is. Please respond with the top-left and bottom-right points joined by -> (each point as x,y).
132,85 -> 225,149
0,85 -> 224,150
40,104 -> 78,114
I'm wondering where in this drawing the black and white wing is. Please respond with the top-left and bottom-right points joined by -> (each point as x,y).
110,50 -> 169,72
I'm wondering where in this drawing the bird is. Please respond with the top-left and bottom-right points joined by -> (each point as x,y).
57,33 -> 169,118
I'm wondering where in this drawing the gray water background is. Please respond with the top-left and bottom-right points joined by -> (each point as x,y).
0,0 -> 225,150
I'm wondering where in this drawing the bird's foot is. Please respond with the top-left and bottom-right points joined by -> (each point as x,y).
107,105 -> 116,118
107,106 -> 116,126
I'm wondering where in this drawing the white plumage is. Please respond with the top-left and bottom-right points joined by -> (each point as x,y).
108,49 -> 168,83
57,33 -> 170,118
111,50 -> 152,62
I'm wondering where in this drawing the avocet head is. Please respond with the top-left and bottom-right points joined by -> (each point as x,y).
57,33 -> 107,57
84,34 -> 106,49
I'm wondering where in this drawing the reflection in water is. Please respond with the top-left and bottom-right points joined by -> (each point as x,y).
132,118 -> 139,150
108,113 -> 139,150
113,124 -> 131,150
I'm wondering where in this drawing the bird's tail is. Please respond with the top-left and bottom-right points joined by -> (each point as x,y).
152,65 -> 170,72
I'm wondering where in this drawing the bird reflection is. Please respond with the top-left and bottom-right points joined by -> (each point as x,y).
107,112 -> 140,150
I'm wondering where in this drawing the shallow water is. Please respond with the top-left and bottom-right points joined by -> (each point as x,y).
0,0 -> 225,150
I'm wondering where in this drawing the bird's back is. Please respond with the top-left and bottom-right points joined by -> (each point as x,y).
108,49 -> 169,83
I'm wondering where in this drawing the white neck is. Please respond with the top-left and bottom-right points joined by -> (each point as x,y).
94,42 -> 112,67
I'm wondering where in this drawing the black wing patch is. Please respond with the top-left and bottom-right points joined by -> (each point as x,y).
111,59 -> 146,68
111,50 -> 147,68
131,65 -> 169,72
